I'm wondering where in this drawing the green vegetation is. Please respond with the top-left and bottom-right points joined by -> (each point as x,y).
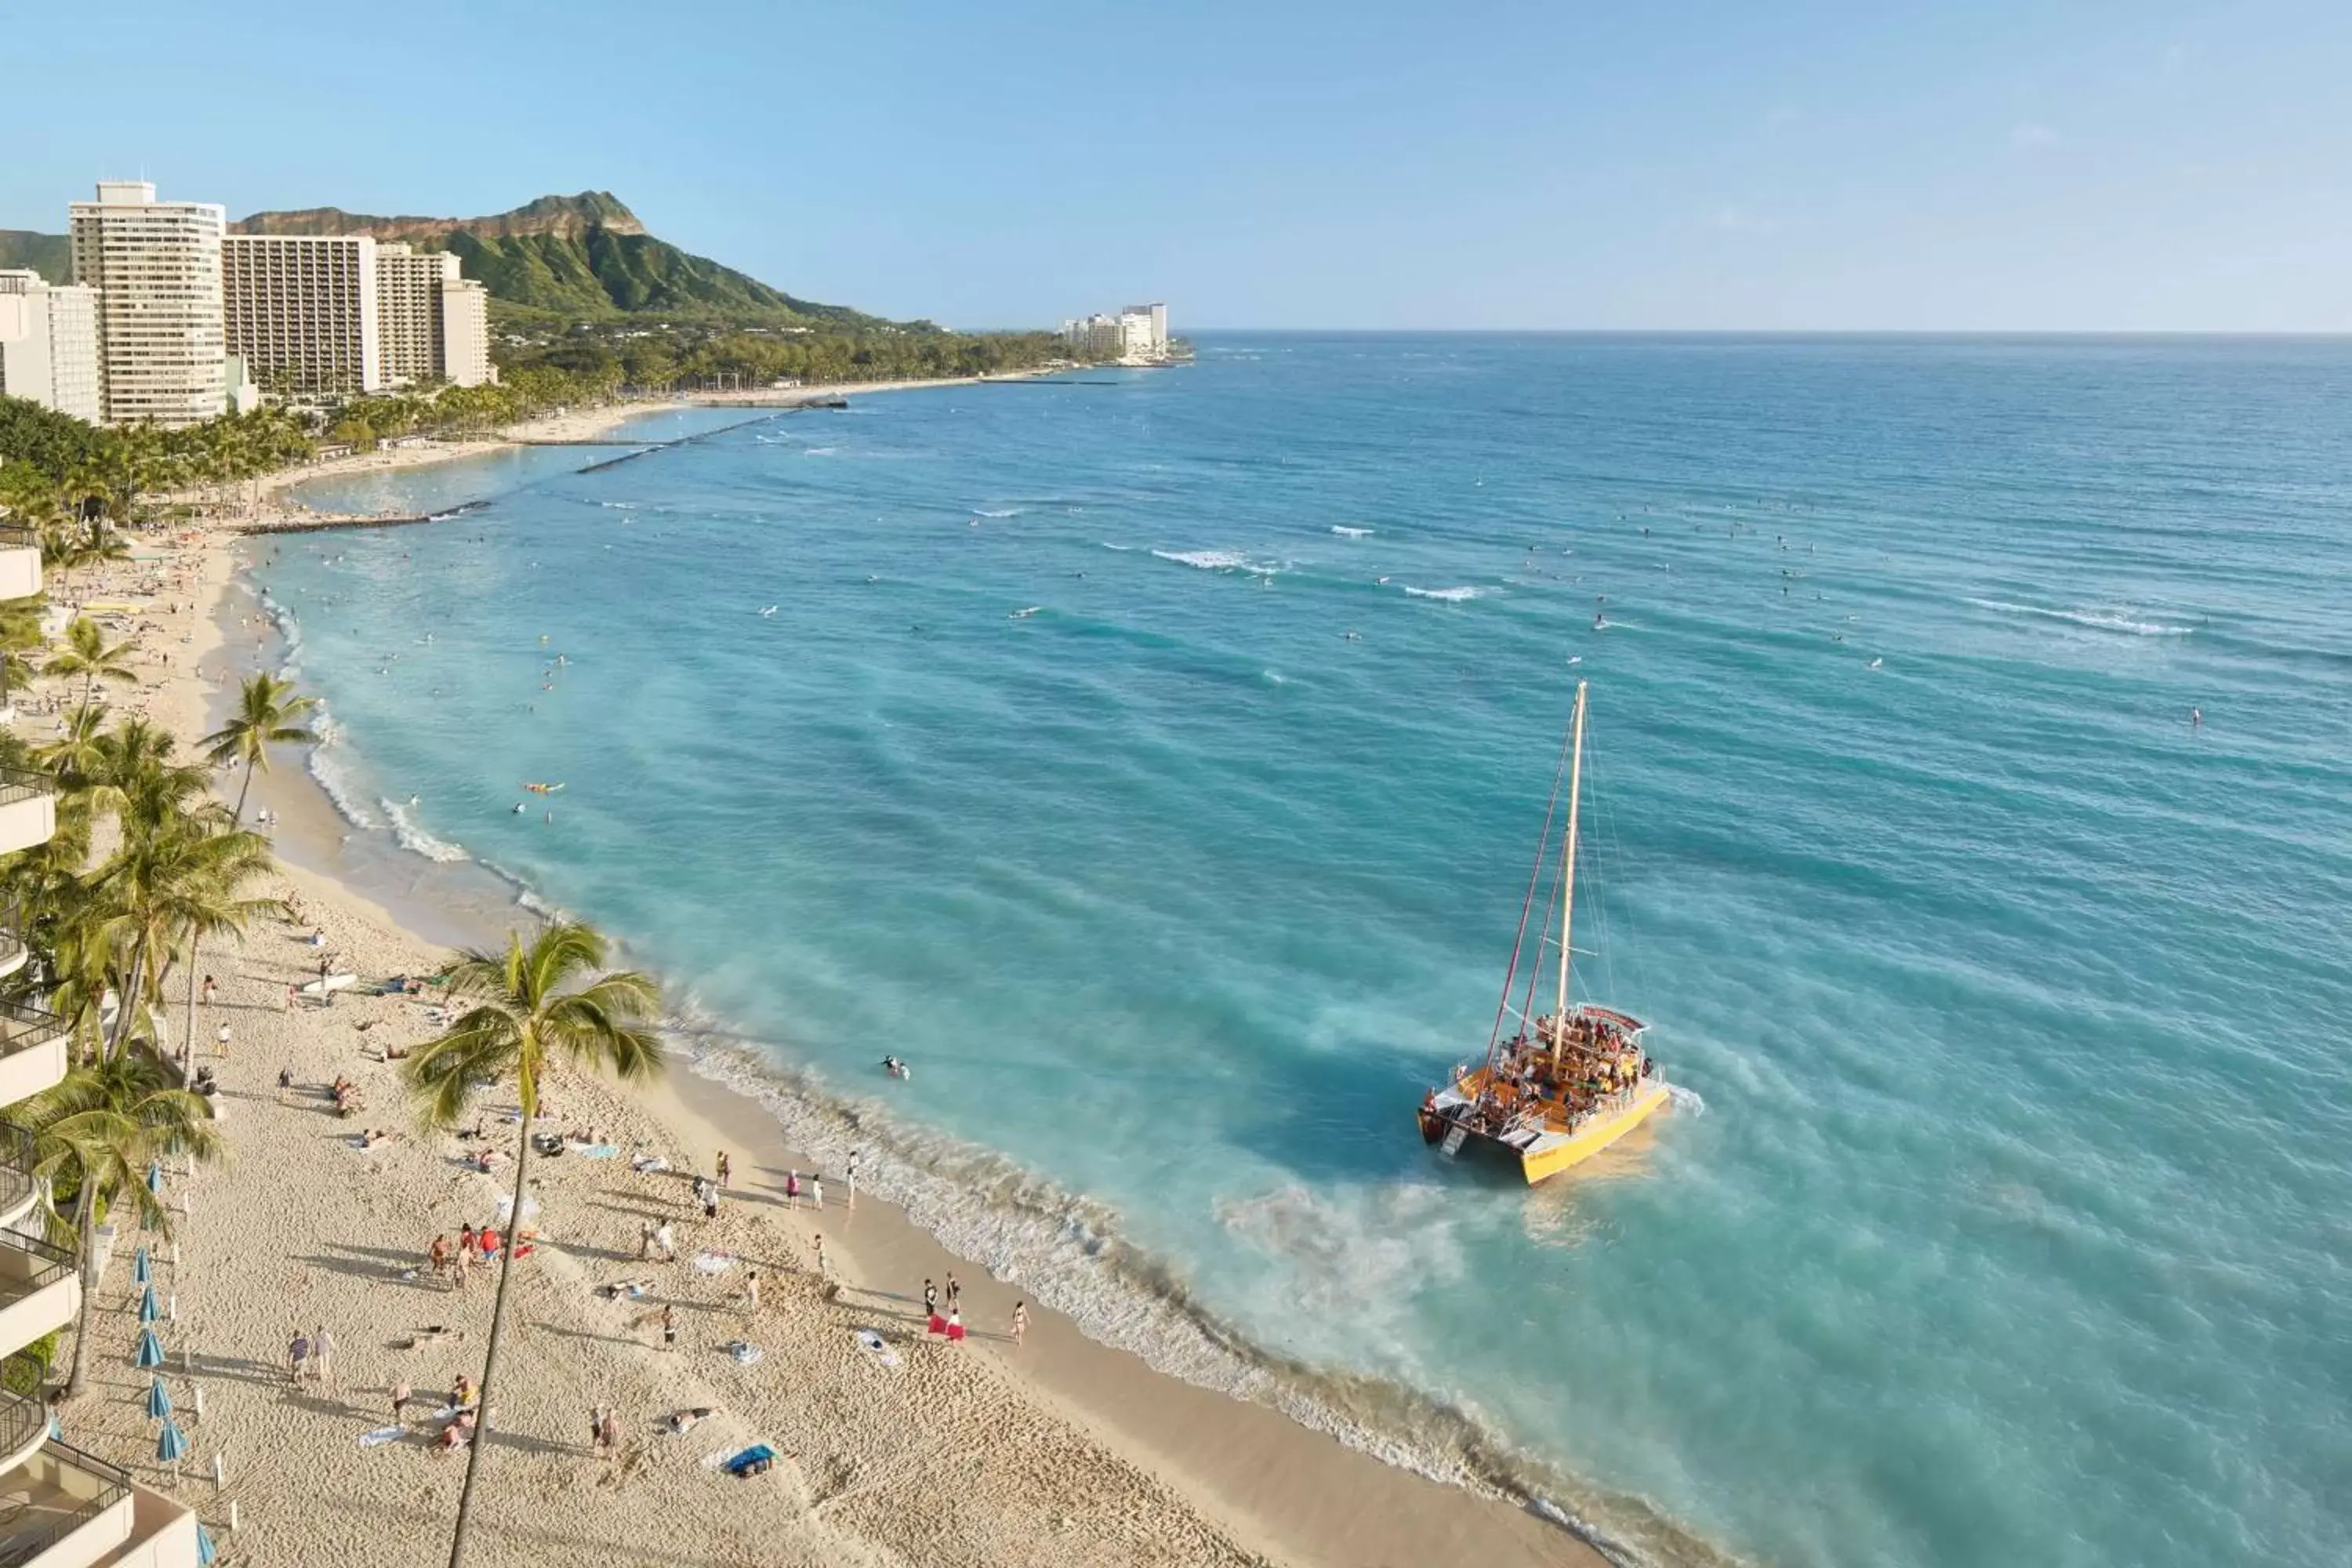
201,673 -> 320,825
402,921 -> 663,1566
503,321 -> 1084,390
0,230 -> 70,285
0,674 -> 270,1396
24,1051 -> 223,1396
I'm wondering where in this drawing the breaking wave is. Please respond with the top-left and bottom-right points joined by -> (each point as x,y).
1403,585 -> 1482,602
304,718 -> 378,830
1152,549 -> 1283,575
380,798 -> 470,864
1330,525 -> 1375,538
1966,598 -> 2198,636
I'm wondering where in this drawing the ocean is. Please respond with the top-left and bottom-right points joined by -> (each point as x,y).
255,336 -> 2352,1568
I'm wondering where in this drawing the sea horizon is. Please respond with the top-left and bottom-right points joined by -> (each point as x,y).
245,332 -> 2351,1568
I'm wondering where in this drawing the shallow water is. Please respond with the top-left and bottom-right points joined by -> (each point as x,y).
264,337 -> 2352,1568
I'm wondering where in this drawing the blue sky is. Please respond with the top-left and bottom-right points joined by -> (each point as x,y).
5,2 -> 2345,331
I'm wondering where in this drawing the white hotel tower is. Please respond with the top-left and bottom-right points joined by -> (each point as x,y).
0,528 -> 200,1562
67,183 -> 227,430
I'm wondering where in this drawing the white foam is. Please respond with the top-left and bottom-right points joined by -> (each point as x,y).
1098,542 -> 1137,552
803,446 -> 838,457
1668,1084 -> 1708,1117
1403,585 -> 1481,602
305,719 -> 379,830
380,798 -> 470,864
1330,525 -> 1374,538
1966,598 -> 2196,637
973,507 -> 1024,519
1152,549 -> 1282,575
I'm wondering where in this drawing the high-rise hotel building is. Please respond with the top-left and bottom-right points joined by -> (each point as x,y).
373,244 -> 490,389
221,234 -> 382,397
0,271 -> 103,423
67,182 -> 227,428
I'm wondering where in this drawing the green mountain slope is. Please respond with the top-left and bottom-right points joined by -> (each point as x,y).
0,230 -> 71,285
230,191 -> 873,326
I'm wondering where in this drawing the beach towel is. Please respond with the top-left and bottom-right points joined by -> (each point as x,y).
631,1155 -> 670,1174
726,1341 -> 763,1365
724,1443 -> 777,1476
358,1426 -> 405,1447
853,1329 -> 901,1368
927,1314 -> 949,1337
571,1143 -> 619,1159
691,1250 -> 735,1275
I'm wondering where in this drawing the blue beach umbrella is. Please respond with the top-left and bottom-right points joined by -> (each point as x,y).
146,1160 -> 163,1195
194,1522 -> 216,1566
145,1376 -> 171,1419
134,1328 -> 165,1369
132,1246 -> 151,1284
136,1283 -> 159,1323
154,1417 -> 187,1464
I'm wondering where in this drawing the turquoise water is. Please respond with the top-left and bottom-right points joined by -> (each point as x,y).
261,338 -> 2351,1568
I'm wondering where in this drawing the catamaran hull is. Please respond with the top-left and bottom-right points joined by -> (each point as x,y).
1423,1079 -> 1672,1183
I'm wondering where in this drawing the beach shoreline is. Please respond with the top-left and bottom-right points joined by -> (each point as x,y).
37,420 -> 1628,1565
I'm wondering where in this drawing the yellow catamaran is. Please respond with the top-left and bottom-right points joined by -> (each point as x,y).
1418,681 -> 1670,1182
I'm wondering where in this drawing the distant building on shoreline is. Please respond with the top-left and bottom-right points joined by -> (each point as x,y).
0,269 -> 102,421
1063,301 -> 1173,365
223,236 -> 494,399
376,243 -> 492,389
223,234 -> 383,396
69,180 -> 228,427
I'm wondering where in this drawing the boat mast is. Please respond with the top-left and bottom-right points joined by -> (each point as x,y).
1552,681 -> 1588,1073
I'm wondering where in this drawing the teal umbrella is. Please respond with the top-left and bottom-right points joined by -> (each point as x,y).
131,1246 -> 151,1284
155,1417 -> 187,1463
136,1283 -> 158,1323
194,1522 -> 216,1566
146,1160 -> 163,1195
145,1376 -> 170,1419
134,1328 -> 165,1369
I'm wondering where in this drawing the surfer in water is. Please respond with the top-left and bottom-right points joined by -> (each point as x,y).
2190,706 -> 2203,728
880,1056 -> 911,1080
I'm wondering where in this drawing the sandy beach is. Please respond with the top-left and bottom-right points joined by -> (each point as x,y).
28,410 -> 1609,1567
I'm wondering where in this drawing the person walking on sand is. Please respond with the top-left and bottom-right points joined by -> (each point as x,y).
590,1405 -> 609,1457
215,1022 -> 231,1058
784,1170 -> 800,1209
661,1302 -> 677,1351
428,1234 -> 451,1284
945,1272 -> 960,1312
283,982 -> 294,1011
199,975 -> 216,1007
847,1149 -> 858,1210
288,1329 -> 309,1385
392,1379 -> 412,1423
652,1220 -> 676,1261
715,1150 -> 731,1189
745,1267 -> 760,1312
923,1278 -> 938,1320
599,1406 -> 621,1457
313,1325 -> 338,1389
811,1235 -> 828,1280
811,1174 -> 824,1211
1012,1301 -> 1029,1346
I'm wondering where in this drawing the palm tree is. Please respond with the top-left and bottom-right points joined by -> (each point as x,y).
20,1051 -> 222,1399
403,923 -> 662,1567
44,619 -> 137,723
199,673 -> 318,825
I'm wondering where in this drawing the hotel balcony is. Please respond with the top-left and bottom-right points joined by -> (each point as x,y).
0,770 -> 53,859
0,1442 -> 199,1568
0,1004 -> 67,1117
0,1229 -> 77,1359
0,1125 -> 38,1233
0,528 -> 38,604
